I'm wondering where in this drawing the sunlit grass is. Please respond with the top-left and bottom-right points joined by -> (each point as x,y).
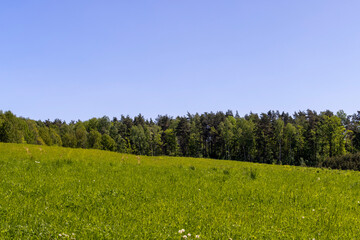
1,143 -> 360,239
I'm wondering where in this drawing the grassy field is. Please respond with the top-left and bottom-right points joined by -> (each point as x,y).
1,143 -> 360,239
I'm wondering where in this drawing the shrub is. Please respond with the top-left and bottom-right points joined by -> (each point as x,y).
320,153 -> 360,171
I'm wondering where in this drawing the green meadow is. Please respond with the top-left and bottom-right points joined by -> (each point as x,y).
1,143 -> 360,239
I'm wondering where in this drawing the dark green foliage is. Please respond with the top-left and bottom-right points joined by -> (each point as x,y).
60,124 -> 76,148
0,111 -> 25,143
163,128 -> 179,156
129,125 -> 148,155
38,127 -> 52,145
74,122 -> 88,148
24,120 -> 42,145
1,109 -> 360,170
101,134 -> 116,151
88,129 -> 102,149
176,117 -> 191,156
249,168 -> 258,180
97,116 -> 111,134
320,153 -> 360,170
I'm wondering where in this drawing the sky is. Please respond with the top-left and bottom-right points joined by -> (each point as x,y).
1,1 -> 360,122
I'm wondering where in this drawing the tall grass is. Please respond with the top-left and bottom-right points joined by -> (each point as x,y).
1,143 -> 360,239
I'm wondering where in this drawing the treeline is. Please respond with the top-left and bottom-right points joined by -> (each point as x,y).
1,109 -> 360,167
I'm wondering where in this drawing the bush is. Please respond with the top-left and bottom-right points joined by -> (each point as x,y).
320,153 -> 360,171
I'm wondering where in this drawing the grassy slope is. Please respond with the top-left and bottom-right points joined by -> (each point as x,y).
1,143 -> 360,239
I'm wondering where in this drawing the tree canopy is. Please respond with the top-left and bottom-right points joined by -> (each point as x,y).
1,109 -> 360,168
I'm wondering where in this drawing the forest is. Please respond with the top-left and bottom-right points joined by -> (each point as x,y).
1,109 -> 360,168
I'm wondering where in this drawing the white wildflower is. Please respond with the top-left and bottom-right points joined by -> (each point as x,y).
183,235 -> 187,239
196,235 -> 200,238
178,229 -> 185,234
188,233 -> 191,236
35,161 -> 40,163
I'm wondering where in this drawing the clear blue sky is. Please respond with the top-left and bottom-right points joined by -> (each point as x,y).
1,1 -> 359,122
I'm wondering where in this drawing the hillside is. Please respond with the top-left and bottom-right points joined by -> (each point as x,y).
2,110 -> 360,169
1,143 -> 360,239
